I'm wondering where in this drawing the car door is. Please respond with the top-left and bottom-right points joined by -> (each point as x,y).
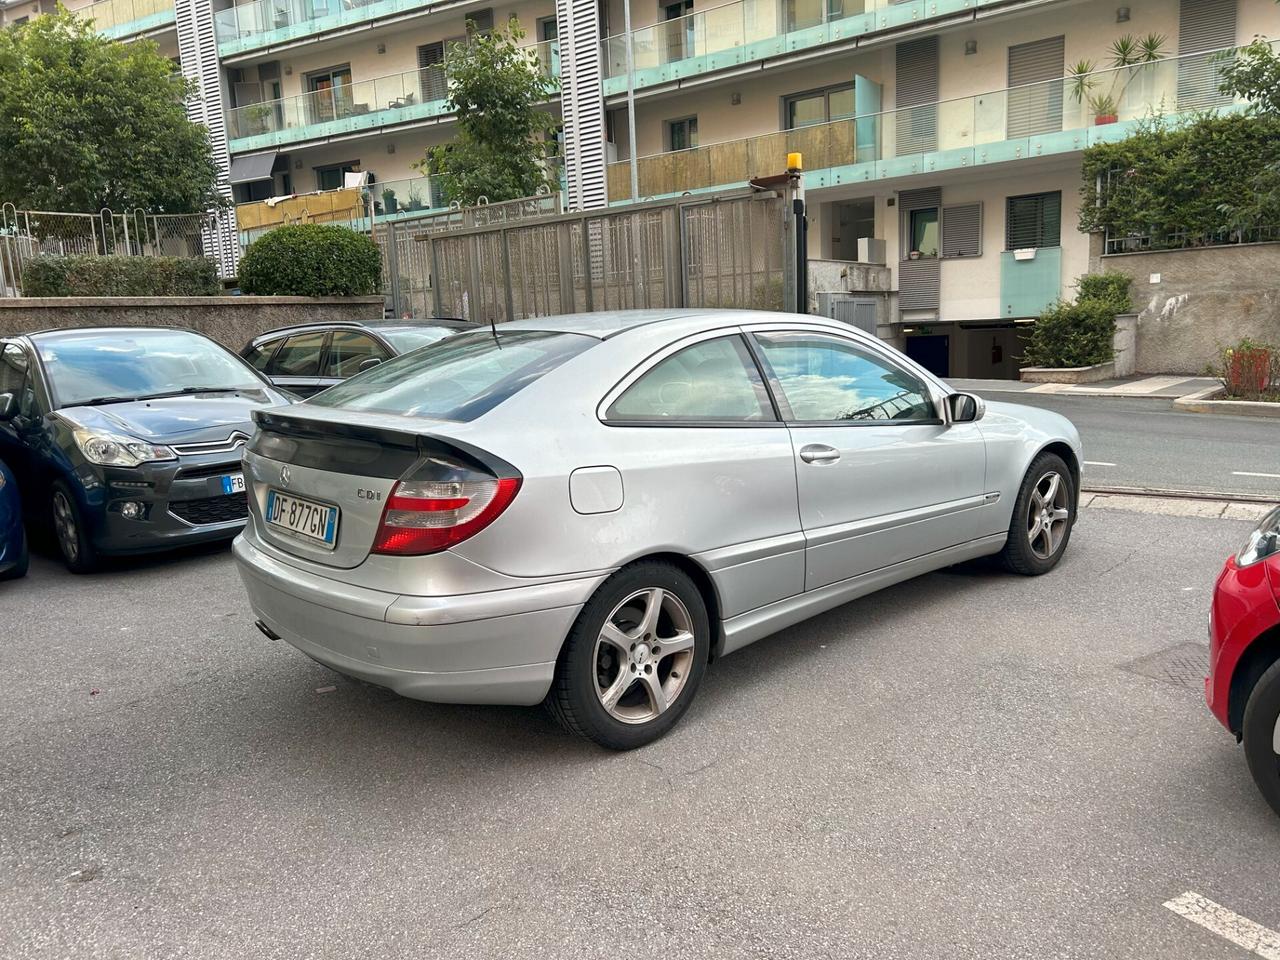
748,326 -> 987,591
264,330 -> 328,396
0,342 -> 46,498
317,330 -> 391,390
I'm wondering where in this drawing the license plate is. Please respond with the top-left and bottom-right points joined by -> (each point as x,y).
265,489 -> 339,547
220,473 -> 246,495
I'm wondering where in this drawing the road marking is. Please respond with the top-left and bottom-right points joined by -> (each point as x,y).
1164,891 -> 1280,959
1232,471 -> 1280,479
1084,460 -> 1117,467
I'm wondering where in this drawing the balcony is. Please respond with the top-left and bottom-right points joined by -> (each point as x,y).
606,46 -> 1251,203
235,175 -> 448,242
215,0 -> 466,56
601,0 -> 994,96
226,40 -> 557,153
79,0 -> 174,38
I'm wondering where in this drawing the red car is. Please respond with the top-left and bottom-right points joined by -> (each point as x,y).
1207,506 -> 1280,816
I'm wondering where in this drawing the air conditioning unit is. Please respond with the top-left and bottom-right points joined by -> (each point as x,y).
606,141 -> 619,164
817,293 -> 881,336
856,237 -> 886,264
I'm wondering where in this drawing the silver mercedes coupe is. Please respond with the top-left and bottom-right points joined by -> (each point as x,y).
233,310 -> 1082,749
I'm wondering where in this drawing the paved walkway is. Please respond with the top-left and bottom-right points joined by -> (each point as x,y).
949,374 -> 1219,399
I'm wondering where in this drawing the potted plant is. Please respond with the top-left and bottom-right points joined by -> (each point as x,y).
908,250 -> 922,260
381,187 -> 398,213
407,184 -> 425,210
1066,33 -> 1166,127
244,103 -> 273,136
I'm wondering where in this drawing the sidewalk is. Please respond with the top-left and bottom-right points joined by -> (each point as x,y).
948,374 -> 1221,400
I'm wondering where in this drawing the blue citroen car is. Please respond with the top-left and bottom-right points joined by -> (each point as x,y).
0,458 -> 26,580
0,328 -> 293,573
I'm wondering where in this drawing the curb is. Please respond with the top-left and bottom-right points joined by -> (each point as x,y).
1082,484 -> 1277,505
1173,386 -> 1280,418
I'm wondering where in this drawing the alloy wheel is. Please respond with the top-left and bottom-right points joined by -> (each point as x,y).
1026,470 -> 1070,560
592,587 -> 696,724
53,491 -> 79,563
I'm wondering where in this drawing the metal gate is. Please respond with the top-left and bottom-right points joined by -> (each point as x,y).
418,185 -> 797,323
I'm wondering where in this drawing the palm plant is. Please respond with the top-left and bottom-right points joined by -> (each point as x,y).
1067,33 -> 1167,123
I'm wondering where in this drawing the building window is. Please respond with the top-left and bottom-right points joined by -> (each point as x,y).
784,83 -> 855,129
315,161 -> 359,191
667,116 -> 698,151
1006,191 -> 1061,249
908,207 -> 939,259
537,15 -> 557,41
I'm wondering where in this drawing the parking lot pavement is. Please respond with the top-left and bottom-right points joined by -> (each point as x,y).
2,502 -> 1278,960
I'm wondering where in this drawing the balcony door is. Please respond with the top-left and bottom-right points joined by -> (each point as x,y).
663,0 -> 694,63
1006,36 -> 1064,138
306,65 -> 352,125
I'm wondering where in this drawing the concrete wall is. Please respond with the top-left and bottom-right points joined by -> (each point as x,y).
1091,242 -> 1280,374
0,296 -> 385,350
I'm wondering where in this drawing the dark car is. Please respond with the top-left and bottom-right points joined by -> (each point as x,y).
0,458 -> 26,580
0,327 -> 293,573
241,319 -> 477,397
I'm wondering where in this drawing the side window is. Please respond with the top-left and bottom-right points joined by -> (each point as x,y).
0,345 -> 36,418
269,331 -> 326,376
244,338 -> 281,372
606,336 -> 775,423
324,332 -> 388,378
754,332 -> 936,423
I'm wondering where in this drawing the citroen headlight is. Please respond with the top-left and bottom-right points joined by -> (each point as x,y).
1237,506 -> 1280,568
73,429 -> 176,467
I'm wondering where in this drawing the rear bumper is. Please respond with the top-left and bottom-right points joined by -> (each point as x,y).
233,534 -> 596,706
1207,556 -> 1280,732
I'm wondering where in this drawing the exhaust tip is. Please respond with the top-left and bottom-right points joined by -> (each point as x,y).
255,619 -> 282,641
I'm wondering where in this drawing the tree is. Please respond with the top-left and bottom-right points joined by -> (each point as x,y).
0,11 -> 223,212
414,19 -> 559,206
1220,35 -> 1280,115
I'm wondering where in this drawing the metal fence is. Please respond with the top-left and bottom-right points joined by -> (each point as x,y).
414,186 -> 795,323
0,204 -> 216,296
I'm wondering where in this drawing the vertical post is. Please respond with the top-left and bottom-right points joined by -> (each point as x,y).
386,220 -> 403,318
500,228 -> 516,322
429,238 -> 444,318
581,217 -> 594,311
624,0 -> 639,203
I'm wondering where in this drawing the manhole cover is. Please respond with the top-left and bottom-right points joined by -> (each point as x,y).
1118,642 -> 1208,690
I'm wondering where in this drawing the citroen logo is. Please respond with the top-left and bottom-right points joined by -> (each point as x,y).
280,466 -> 292,485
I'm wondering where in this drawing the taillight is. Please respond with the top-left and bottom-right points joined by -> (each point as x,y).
371,454 -> 521,556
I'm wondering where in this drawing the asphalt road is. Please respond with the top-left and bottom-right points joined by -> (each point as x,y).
966,393 -> 1280,499
3,502 -> 1279,959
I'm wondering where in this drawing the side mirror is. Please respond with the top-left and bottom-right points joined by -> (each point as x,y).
358,357 -> 383,372
946,392 -> 985,424
0,392 -> 16,421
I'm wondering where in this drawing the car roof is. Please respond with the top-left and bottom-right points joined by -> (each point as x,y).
498,309 -> 735,339
23,326 -> 213,343
249,318 -> 475,343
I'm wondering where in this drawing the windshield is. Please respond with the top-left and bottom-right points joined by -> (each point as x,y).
36,330 -> 265,408
308,329 -> 596,422
378,325 -> 467,353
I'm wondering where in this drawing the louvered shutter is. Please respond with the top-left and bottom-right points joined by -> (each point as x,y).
418,41 -> 446,102
895,37 -> 938,155
1006,36 -> 1064,138
1178,0 -> 1236,109
898,187 -> 941,311
941,203 -> 982,258
468,7 -> 494,33
556,0 -> 608,209
1006,192 -> 1061,249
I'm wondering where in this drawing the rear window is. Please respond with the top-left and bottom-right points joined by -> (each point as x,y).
378,325 -> 466,353
307,329 -> 595,422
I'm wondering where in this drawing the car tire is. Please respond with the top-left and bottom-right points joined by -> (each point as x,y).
1,523 -> 27,581
999,451 -> 1075,576
547,561 -> 710,751
51,482 -> 98,575
1242,658 -> 1280,818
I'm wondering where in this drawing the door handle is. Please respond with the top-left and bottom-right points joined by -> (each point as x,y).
799,444 -> 840,464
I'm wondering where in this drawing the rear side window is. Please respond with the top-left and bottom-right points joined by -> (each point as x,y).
270,331 -> 326,376
324,332 -> 388,378
308,330 -> 596,422
244,338 -> 281,372
606,336 -> 774,422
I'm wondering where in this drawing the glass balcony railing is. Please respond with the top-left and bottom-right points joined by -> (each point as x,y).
601,0 -> 983,91
77,0 -> 174,37
607,45 -> 1251,202
226,40 -> 557,150
235,175 -> 449,243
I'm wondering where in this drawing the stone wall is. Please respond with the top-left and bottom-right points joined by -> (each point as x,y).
0,296 -> 385,350
1090,238 -> 1280,374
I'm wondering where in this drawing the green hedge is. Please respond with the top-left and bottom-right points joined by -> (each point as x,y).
238,224 -> 381,297
1022,273 -> 1132,368
22,255 -> 220,297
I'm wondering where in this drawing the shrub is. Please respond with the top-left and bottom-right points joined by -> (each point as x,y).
1021,298 -> 1117,368
1075,272 -> 1132,313
238,224 -> 381,297
21,255 -> 219,296
1214,339 -> 1280,401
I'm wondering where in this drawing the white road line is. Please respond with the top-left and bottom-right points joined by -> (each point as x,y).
1164,891 -> 1280,959
1232,471 -> 1280,479
1084,460 -> 1117,467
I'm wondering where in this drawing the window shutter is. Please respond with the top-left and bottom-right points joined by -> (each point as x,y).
895,37 -> 938,154
1006,192 -> 1061,249
1006,36 -> 1064,138
1178,0 -> 1236,109
941,203 -> 982,258
468,7 -> 494,33
418,42 -> 446,102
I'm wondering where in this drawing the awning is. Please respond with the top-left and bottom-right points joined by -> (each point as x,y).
229,152 -> 278,185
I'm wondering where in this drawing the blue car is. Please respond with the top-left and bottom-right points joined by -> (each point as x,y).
0,327 -> 293,573
0,458 -> 26,580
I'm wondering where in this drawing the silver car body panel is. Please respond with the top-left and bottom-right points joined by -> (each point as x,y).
234,310 -> 1083,705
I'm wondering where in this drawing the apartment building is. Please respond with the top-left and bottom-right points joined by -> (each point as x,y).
45,0 -> 1279,376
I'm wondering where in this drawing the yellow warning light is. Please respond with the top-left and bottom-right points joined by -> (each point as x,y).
787,152 -> 803,172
